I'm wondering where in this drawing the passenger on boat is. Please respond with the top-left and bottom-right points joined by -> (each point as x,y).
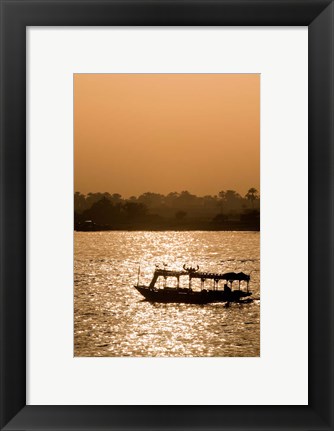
224,283 -> 231,293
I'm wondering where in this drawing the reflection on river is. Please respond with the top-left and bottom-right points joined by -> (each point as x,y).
74,231 -> 260,357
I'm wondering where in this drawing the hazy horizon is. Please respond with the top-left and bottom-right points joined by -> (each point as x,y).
74,74 -> 260,197
74,187 -> 258,199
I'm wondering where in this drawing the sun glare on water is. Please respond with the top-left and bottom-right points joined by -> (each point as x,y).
74,231 -> 260,357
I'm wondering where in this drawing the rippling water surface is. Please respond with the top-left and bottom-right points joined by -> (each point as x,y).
74,231 -> 260,357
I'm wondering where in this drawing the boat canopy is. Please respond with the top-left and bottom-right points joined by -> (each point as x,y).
154,268 -> 250,282
190,271 -> 250,282
154,269 -> 188,277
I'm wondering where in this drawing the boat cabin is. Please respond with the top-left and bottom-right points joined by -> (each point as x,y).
149,266 -> 250,293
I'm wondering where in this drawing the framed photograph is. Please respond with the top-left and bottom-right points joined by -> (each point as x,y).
1,0 -> 333,430
73,72 -> 260,359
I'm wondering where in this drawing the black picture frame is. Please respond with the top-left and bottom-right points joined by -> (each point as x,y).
1,1 -> 333,430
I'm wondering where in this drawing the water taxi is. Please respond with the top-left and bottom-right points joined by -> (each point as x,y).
135,264 -> 252,304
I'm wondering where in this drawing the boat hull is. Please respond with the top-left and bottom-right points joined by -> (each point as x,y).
135,285 -> 251,304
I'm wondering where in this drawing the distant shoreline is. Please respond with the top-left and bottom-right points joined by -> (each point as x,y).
75,221 -> 260,232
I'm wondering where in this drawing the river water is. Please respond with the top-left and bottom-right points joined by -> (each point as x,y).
74,231 -> 260,357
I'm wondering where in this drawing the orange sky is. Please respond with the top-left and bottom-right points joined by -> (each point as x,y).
74,74 -> 259,197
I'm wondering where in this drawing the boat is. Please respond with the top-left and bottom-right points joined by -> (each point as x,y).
134,264 -> 252,304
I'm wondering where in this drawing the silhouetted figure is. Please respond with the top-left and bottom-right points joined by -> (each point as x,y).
224,283 -> 231,293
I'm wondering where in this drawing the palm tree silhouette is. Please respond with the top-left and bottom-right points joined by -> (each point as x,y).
245,188 -> 259,208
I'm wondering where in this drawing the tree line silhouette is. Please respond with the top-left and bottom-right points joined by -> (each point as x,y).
74,188 -> 260,231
